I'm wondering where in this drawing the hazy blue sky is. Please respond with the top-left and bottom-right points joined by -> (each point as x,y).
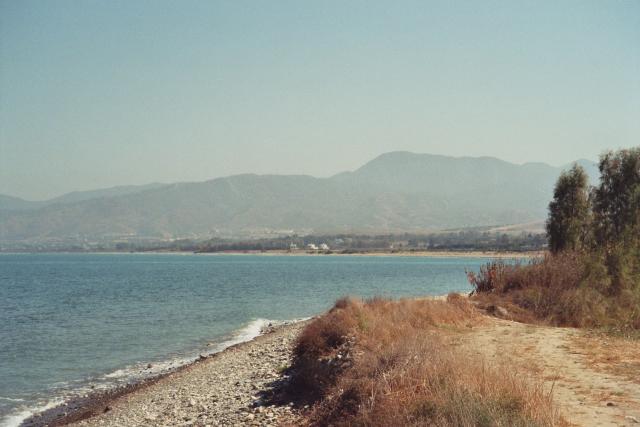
1,0 -> 639,200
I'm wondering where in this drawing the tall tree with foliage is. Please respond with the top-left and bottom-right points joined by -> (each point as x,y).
592,147 -> 640,293
546,164 -> 590,253
592,148 -> 640,247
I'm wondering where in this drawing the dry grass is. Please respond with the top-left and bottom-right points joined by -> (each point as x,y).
571,332 -> 640,385
467,252 -> 640,331
288,295 -> 565,426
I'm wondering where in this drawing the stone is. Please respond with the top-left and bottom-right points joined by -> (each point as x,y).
485,304 -> 509,317
51,321 -> 305,427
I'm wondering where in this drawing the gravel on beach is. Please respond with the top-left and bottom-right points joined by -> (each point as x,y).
62,321 -> 308,427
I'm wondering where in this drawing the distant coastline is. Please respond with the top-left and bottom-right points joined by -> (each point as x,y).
0,249 -> 542,259
193,249 -> 541,258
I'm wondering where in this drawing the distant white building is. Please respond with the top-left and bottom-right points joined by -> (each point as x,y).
319,243 -> 330,251
306,243 -> 318,250
289,243 -> 298,250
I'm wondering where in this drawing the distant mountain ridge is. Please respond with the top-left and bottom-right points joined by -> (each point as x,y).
0,152 -> 599,243
0,183 -> 167,211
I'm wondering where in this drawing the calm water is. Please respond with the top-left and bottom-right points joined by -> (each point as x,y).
0,253 -> 496,426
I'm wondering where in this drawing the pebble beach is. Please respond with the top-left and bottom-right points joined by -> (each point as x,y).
25,321 -> 307,427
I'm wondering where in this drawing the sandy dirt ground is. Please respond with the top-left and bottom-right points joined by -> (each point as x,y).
459,318 -> 640,426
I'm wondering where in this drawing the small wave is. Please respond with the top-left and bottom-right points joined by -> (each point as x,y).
0,397 -> 64,427
212,318 -> 271,351
1,317 -> 302,427
101,356 -> 190,382
98,319 -> 274,384
0,398 -> 24,403
102,318 -> 281,381
102,367 -> 134,379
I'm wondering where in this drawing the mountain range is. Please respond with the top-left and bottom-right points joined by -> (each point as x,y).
0,152 -> 599,243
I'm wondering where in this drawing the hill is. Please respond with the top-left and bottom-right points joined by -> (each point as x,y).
0,194 -> 45,212
0,152 -> 597,243
0,183 -> 167,212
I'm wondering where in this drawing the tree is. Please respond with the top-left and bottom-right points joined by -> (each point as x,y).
592,147 -> 640,247
546,164 -> 590,253
591,147 -> 640,293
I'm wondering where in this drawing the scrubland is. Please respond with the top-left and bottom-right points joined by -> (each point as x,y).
467,251 -> 640,335
286,295 -> 565,426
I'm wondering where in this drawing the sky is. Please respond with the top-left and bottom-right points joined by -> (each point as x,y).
1,1 -> 639,200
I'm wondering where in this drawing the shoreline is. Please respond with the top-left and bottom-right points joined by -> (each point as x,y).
20,368 -> 180,427
1,250 -> 542,259
194,249 -> 542,258
15,294 -> 458,426
18,320 -> 307,427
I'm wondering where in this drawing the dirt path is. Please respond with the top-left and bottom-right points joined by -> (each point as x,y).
462,318 -> 640,426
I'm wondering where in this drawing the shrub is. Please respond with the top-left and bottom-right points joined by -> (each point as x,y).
287,296 -> 563,426
290,298 -> 359,399
468,251 -> 640,330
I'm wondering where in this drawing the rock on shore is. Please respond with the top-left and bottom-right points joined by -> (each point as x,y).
71,321 -> 307,427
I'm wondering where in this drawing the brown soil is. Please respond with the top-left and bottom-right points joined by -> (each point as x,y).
458,317 -> 640,426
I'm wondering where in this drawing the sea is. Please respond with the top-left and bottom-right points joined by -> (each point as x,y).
0,252 -> 502,426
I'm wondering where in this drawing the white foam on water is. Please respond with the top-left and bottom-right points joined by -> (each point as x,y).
0,318 -> 302,427
207,317 -> 309,354
99,319 -> 275,383
102,368 -> 128,380
212,318 -> 271,352
0,397 -> 64,427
